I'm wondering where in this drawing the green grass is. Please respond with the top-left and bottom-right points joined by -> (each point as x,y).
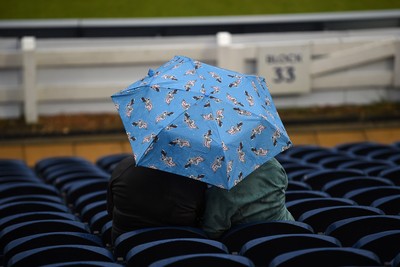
1,0 -> 400,20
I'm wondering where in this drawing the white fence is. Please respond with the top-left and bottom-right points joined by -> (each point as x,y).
0,28 -> 400,123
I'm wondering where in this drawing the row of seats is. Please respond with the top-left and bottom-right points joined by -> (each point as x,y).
1,140 -> 399,266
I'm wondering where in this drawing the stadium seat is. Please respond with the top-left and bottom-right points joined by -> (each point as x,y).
0,211 -> 78,230
101,221 -> 113,247
371,194 -> 400,215
80,200 -> 107,223
148,253 -> 255,267
301,150 -> 340,165
64,180 -> 109,204
3,232 -> 104,266
325,215 -> 400,247
268,247 -> 381,267
287,180 -> 311,191
220,220 -> 314,253
0,182 -> 60,199
0,175 -> 41,184
54,173 -> 108,189
7,244 -> 115,267
318,156 -> 359,169
286,197 -> 356,220
0,219 -> 90,251
343,186 -> 400,205
43,164 -> 107,184
286,169 -> 317,181
353,230 -> 400,265
96,153 -> 130,173
337,159 -> 392,172
73,190 -> 107,214
279,163 -> 319,176
39,262 -> 124,267
321,176 -> 394,197
392,251 -> 400,267
282,145 -> 329,159
0,200 -> 70,218
113,226 -> 208,261
297,205 -> 384,233
89,210 -> 112,234
364,165 -> 389,176
388,154 -> 400,165
239,233 -> 341,267
35,157 -> 91,176
125,238 -> 228,267
367,148 -> 400,161
301,169 -> 364,190
0,194 -> 63,206
285,190 -> 330,202
379,166 -> 400,185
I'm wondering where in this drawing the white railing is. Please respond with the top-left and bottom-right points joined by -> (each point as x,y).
0,29 -> 399,123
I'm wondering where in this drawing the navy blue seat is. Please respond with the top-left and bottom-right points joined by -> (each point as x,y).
287,180 -> 311,191
283,146 -> 329,159
393,251 -> 400,267
0,211 -> 78,229
0,200 -> 70,218
239,233 -> 340,267
0,175 -> 41,184
301,150 -> 340,165
302,169 -> 364,190
220,220 -> 314,254
269,247 -> 381,267
54,173 -> 108,189
371,194 -> 400,215
318,156 -> 359,169
379,166 -> 400,185
285,190 -> 330,202
101,221 -> 113,247
337,159 -> 392,172
64,180 -> 108,204
0,194 -> 63,206
297,205 -> 384,233
74,190 -> 107,213
43,163 -> 106,183
0,182 -> 60,199
343,186 -> 400,205
286,197 -> 356,220
3,232 -> 104,266
353,230 -> 400,264
80,200 -> 107,223
286,169 -> 316,181
40,262 -> 123,267
125,238 -> 228,267
388,154 -> 400,165
35,156 -> 91,176
149,253 -> 255,267
7,245 -> 115,267
89,210 -> 112,234
325,215 -> 400,247
321,176 -> 394,197
114,226 -> 208,261
0,219 -> 90,251
96,153 -> 130,173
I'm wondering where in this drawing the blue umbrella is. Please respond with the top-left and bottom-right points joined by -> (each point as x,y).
111,55 -> 292,190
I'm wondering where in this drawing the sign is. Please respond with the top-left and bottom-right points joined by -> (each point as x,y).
257,44 -> 311,94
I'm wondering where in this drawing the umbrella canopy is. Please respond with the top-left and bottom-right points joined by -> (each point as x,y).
111,55 -> 292,190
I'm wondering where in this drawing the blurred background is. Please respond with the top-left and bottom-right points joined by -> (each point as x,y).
1,0 -> 400,165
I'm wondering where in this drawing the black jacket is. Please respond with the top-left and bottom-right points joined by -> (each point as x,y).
107,156 -> 207,243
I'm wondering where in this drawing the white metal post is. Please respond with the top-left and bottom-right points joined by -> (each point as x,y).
21,36 -> 38,123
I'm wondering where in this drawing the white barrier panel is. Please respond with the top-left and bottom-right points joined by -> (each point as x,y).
0,29 -> 399,123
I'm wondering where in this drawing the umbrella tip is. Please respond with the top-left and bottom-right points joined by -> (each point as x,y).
148,69 -> 155,77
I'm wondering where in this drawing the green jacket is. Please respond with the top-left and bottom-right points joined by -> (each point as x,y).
201,158 -> 294,239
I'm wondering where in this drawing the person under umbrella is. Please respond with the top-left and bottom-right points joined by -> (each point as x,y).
110,55 -> 294,241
